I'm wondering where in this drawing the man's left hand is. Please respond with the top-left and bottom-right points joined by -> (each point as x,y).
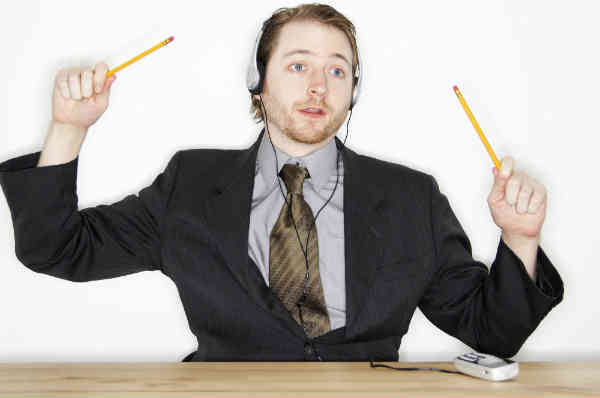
488,156 -> 547,241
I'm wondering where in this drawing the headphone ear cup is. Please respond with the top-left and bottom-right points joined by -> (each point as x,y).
247,20 -> 267,94
256,60 -> 266,94
248,59 -> 264,95
349,75 -> 359,110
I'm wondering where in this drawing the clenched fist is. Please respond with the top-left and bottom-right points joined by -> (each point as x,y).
52,61 -> 117,130
488,156 -> 547,240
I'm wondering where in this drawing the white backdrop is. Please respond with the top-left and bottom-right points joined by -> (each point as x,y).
0,0 -> 597,362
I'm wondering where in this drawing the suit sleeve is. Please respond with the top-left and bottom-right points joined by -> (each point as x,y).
0,150 -> 180,282
418,175 -> 564,358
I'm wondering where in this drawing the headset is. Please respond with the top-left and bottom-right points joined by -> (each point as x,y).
245,16 -> 363,361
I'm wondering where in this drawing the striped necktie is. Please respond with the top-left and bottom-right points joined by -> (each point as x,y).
269,163 -> 331,338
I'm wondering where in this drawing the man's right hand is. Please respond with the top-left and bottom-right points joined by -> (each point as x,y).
52,61 -> 116,131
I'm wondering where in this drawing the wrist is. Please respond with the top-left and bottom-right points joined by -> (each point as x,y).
501,231 -> 540,249
50,120 -> 89,135
37,121 -> 88,167
501,232 -> 539,281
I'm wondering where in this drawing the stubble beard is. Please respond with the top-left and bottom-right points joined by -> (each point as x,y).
267,98 -> 348,145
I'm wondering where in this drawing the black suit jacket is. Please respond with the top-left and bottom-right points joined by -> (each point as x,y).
0,131 -> 563,361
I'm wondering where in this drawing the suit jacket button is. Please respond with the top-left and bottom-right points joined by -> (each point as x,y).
304,343 -> 313,357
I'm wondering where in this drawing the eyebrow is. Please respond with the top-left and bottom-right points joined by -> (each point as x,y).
282,49 -> 351,69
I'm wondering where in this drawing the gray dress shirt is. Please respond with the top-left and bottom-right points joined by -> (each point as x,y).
248,131 -> 346,331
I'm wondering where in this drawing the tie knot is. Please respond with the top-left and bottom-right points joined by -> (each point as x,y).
279,163 -> 310,195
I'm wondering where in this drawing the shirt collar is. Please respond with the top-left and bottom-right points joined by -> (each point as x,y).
256,129 -> 339,191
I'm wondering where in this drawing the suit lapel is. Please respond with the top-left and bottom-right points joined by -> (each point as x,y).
201,130 -> 306,338
201,132 -> 259,304
337,138 -> 385,336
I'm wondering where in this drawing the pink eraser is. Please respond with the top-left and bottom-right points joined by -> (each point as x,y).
169,36 -> 174,42
453,85 -> 458,91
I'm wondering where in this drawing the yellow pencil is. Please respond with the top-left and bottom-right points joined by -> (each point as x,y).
453,85 -> 501,170
106,36 -> 174,78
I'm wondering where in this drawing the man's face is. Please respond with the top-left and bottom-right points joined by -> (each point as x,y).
257,20 -> 354,146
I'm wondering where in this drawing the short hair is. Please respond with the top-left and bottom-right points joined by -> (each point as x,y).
249,3 -> 359,123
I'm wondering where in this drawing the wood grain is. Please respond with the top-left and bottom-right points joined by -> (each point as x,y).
0,361 -> 598,397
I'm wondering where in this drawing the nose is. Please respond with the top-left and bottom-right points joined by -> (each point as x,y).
307,69 -> 327,98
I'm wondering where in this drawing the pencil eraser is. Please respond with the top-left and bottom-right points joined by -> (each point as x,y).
169,36 -> 174,42
453,85 -> 458,91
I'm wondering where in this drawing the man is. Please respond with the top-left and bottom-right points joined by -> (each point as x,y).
0,4 -> 563,362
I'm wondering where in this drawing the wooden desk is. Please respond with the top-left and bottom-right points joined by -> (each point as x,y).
0,361 -> 598,397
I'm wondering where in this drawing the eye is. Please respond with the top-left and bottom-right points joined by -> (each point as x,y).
290,63 -> 305,72
331,68 -> 345,78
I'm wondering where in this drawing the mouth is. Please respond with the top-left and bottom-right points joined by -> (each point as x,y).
299,107 -> 326,118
